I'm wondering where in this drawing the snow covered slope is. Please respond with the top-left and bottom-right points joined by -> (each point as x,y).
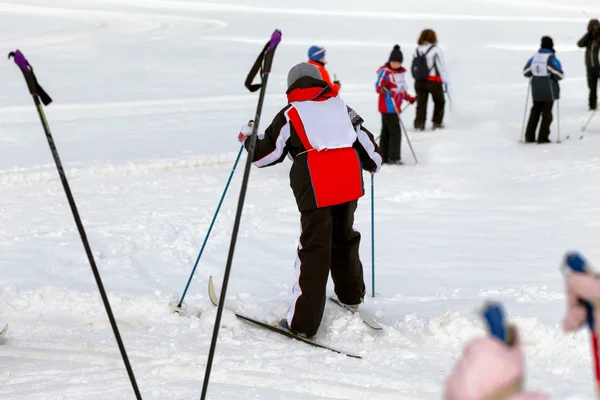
2,0 -> 600,398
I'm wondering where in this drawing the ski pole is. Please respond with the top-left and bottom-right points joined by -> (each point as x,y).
548,81 -> 561,144
401,102 -> 414,113
481,301 -> 513,346
200,29 -> 281,400
375,102 -> 413,142
563,252 -> 600,396
398,116 -> 418,164
8,50 -> 142,400
592,331 -> 600,396
582,109 -> 597,133
371,173 -> 375,298
444,83 -> 452,113
170,144 -> 245,313
520,80 -> 531,143
557,99 -> 561,143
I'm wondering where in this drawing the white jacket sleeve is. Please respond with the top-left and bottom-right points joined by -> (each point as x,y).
434,47 -> 449,84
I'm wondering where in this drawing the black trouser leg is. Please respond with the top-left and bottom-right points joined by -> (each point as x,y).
414,80 -> 429,129
379,114 -> 390,164
588,68 -> 599,109
429,81 -> 446,125
538,101 -> 554,142
288,207 -> 332,338
525,102 -> 543,142
330,201 -> 366,305
381,113 -> 401,162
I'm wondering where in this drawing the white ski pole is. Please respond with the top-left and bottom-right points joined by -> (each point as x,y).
398,116 -> 418,164
557,99 -> 561,143
520,80 -> 531,143
582,109 -> 597,133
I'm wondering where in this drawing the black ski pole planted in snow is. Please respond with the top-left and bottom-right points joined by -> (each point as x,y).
8,50 -> 143,400
200,29 -> 282,400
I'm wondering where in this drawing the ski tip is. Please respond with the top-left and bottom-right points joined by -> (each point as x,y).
208,276 -> 219,306
358,311 -> 383,330
0,323 -> 8,340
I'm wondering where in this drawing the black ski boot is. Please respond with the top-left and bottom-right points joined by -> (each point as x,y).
277,319 -> 308,338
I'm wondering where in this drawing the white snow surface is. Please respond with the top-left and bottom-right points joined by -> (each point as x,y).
2,0 -> 600,398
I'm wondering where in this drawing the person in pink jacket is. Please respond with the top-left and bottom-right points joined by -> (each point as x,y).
445,252 -> 600,399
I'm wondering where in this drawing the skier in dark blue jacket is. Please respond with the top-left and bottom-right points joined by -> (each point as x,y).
523,36 -> 564,143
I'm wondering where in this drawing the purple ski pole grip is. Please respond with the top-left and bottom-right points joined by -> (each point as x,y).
268,29 -> 282,51
9,50 -> 30,72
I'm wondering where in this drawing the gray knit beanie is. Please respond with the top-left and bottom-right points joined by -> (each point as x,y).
287,62 -> 322,88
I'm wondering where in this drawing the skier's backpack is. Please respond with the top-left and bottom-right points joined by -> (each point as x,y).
411,45 -> 435,81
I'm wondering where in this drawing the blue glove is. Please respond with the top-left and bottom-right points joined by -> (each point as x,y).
443,83 -> 448,93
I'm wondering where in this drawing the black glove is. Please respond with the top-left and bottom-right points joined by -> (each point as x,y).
334,80 -> 341,89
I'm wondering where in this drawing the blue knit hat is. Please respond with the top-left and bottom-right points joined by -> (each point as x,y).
308,46 -> 326,61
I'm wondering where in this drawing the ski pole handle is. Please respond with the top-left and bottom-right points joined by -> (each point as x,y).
564,252 -> 596,330
269,29 -> 282,51
246,29 -> 282,90
564,252 -> 588,274
8,50 -> 52,105
481,301 -> 512,346
8,49 -> 30,72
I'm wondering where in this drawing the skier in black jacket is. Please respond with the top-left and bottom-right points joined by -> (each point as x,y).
577,19 -> 600,110
238,62 -> 382,338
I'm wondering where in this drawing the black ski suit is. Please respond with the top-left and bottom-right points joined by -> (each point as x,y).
577,30 -> 600,109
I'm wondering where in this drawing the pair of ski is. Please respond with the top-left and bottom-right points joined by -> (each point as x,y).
207,277 -> 381,359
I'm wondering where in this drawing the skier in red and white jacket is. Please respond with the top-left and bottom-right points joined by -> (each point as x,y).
376,45 -> 416,164
238,62 -> 382,338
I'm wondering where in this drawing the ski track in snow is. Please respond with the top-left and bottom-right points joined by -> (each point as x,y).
2,0 -> 600,398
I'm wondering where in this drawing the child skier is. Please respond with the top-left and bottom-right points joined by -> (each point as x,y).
376,45 -> 416,164
238,62 -> 382,338
307,46 -> 341,92
523,36 -> 564,143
